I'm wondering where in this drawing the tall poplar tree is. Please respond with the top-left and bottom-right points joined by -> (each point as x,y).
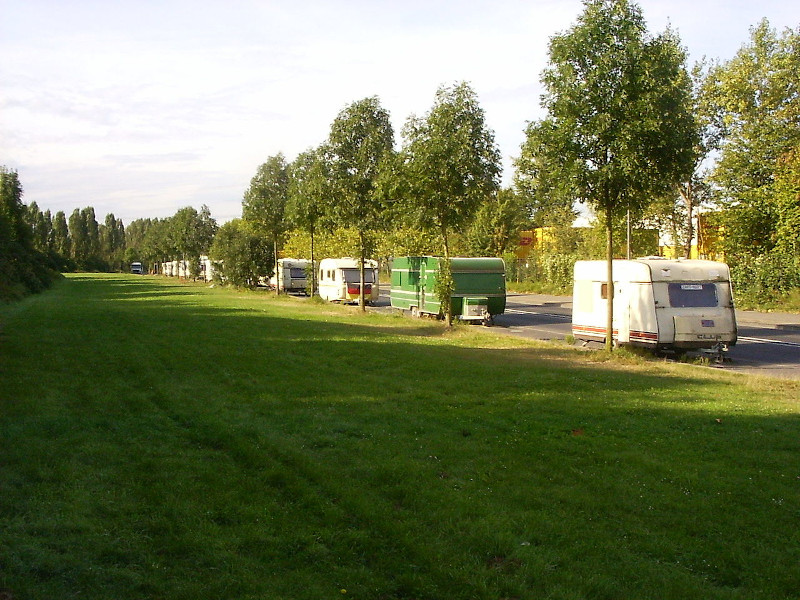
288,146 -> 333,296
242,154 -> 289,293
52,211 -> 71,261
522,0 -> 695,349
402,81 -> 501,325
327,96 -> 395,310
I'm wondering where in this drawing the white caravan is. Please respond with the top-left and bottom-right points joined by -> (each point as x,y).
572,258 -> 737,354
270,258 -> 311,293
318,258 -> 379,304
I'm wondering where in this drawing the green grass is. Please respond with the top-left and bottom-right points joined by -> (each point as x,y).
1,274 -> 799,600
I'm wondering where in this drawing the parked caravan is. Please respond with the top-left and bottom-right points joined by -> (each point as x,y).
130,261 -> 143,274
571,258 -> 737,354
318,258 -> 379,304
270,258 -> 311,293
197,256 -> 216,282
390,256 -> 506,324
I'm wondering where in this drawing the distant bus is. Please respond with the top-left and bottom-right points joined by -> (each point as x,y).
130,262 -> 144,274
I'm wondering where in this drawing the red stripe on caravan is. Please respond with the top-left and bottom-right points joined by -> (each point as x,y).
572,325 -> 619,336
629,330 -> 658,341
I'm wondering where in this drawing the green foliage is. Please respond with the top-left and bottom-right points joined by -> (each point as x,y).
243,155 -> 290,236
514,119 -> 580,227
243,155 -> 290,284
287,147 -> 335,295
506,252 -> 579,294
537,1 -> 695,222
52,210 -> 71,260
773,148 -> 800,254
282,227 -> 362,261
706,19 -> 800,257
169,205 -> 218,277
729,249 -> 800,303
0,167 -> 59,300
434,257 -> 455,315
100,213 -> 126,272
327,97 -> 394,233
402,82 -> 501,253
209,218 -> 271,287
465,188 -> 530,257
327,96 -> 395,308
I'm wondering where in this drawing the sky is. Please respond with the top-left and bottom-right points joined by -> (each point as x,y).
1,0 -> 798,226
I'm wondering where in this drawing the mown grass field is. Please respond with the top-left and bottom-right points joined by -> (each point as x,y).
1,274 -> 798,600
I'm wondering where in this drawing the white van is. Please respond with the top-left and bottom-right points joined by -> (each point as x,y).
318,258 -> 379,304
572,258 -> 737,354
270,258 -> 311,293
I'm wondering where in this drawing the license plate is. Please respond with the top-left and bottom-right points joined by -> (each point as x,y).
701,319 -> 715,327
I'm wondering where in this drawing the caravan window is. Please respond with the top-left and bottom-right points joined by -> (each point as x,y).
668,283 -> 718,307
342,268 -> 375,283
290,268 -> 305,278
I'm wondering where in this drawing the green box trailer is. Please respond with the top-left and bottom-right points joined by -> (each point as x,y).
390,256 -> 506,324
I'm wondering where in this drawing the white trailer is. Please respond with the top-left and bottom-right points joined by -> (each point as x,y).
318,258 -> 379,304
572,258 -> 737,354
270,258 -> 311,293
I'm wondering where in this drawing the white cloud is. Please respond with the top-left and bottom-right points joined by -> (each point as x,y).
1,0 -> 797,225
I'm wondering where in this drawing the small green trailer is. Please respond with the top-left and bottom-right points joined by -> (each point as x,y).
390,256 -> 506,324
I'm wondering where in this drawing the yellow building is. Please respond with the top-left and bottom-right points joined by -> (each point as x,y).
658,214 -> 725,261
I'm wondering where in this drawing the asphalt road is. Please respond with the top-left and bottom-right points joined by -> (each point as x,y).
376,290 -> 800,380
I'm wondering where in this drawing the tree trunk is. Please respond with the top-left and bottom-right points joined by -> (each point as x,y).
683,182 -> 694,259
443,228 -> 453,327
274,237 -> 280,295
310,229 -> 316,297
359,230 -> 366,312
606,211 -> 614,352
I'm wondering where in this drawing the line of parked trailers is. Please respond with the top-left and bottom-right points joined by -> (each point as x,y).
147,254 -> 739,357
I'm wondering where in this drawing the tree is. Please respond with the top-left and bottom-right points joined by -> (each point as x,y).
327,96 -> 395,310
287,146 -> 333,296
68,208 -> 88,268
466,189 -> 531,257
515,119 -> 580,229
52,211 -> 71,263
101,213 -> 126,271
243,155 -> 289,293
24,202 -> 50,253
169,206 -> 218,279
81,207 -> 101,269
773,148 -> 800,254
0,167 -> 55,299
402,81 -> 501,324
528,0 -> 696,349
209,218 -> 271,287
141,218 -> 175,272
672,61 -> 719,258
705,20 -> 800,257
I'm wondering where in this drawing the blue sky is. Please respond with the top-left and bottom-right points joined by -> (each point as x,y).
1,0 -> 798,225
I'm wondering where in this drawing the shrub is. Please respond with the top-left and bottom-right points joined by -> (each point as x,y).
730,250 -> 800,302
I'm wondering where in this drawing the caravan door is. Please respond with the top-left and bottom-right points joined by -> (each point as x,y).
628,281 -> 659,348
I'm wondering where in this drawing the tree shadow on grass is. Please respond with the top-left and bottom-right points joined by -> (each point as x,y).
3,274 -> 799,600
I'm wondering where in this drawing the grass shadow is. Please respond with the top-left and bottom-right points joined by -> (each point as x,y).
1,274 -> 799,600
